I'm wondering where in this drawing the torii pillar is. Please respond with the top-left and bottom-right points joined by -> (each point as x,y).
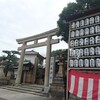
44,36 -> 51,89
15,42 -> 26,84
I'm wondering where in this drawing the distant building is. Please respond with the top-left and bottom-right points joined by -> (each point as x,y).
24,50 -> 44,65
14,50 -> 45,83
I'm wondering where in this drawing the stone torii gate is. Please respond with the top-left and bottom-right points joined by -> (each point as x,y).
15,28 -> 59,89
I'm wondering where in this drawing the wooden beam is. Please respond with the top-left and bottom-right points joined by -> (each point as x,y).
16,28 -> 58,44
18,39 -> 59,51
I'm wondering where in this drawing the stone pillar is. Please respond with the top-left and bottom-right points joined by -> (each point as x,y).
44,36 -> 52,90
56,62 -> 64,77
15,42 -> 26,85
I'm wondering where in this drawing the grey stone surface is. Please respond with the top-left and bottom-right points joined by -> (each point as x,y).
0,98 -> 7,100
0,89 -> 53,100
68,93 -> 82,100
0,84 -> 48,97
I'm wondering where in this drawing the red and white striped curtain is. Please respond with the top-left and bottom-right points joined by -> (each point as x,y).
68,70 -> 100,100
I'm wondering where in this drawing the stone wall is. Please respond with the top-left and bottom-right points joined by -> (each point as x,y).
0,66 -> 5,79
0,66 -> 13,85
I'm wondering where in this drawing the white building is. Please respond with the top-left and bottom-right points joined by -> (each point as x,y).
24,50 -> 44,65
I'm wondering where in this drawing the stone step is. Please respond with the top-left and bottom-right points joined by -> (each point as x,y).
1,85 -> 43,92
21,83 -> 43,88
1,87 -> 46,96
0,85 -> 48,97
18,85 -> 43,90
7,86 -> 42,92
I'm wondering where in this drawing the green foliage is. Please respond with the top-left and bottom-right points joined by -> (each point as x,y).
57,0 -> 100,42
1,50 -> 19,77
51,49 -> 68,59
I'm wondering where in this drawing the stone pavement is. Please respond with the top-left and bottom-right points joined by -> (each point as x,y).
0,89 -> 53,100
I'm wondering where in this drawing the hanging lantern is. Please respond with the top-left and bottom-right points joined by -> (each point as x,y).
70,60 -> 74,67
95,36 -> 100,44
90,17 -> 94,24
80,29 -> 84,36
90,47 -> 95,56
90,59 -> 95,67
95,16 -> 100,23
79,38 -> 84,46
95,46 -> 100,55
75,49 -> 80,57
84,48 -> 89,56
84,59 -> 89,67
90,27 -> 95,34
85,28 -> 89,35
74,59 -> 78,67
95,25 -> 100,33
80,20 -> 84,27
96,58 -> 100,67
70,40 -> 74,47
75,30 -> 79,37
85,18 -> 89,26
90,37 -> 94,45
84,38 -> 89,45
80,49 -> 83,56
71,31 -> 75,38
74,39 -> 79,47
76,21 -> 79,28
70,49 -> 75,57
79,59 -> 83,67
71,22 -> 75,29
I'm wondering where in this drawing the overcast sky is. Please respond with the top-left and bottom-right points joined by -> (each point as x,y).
0,0 -> 75,56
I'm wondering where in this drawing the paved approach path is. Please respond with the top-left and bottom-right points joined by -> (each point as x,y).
0,89 -> 53,100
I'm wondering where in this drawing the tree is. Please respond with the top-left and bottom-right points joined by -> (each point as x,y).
57,0 -> 100,42
51,49 -> 68,60
0,50 -> 19,77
